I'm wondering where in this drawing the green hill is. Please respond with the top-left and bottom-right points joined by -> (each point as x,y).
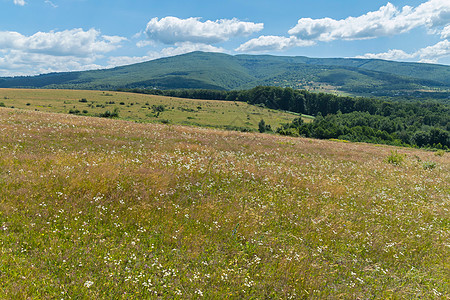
1,51 -> 450,98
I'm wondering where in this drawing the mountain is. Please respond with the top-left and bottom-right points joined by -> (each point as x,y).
1,51 -> 450,98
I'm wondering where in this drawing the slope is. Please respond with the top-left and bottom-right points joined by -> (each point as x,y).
1,107 -> 448,298
1,52 -> 450,98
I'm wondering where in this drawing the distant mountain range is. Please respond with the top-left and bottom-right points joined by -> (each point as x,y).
1,51 -> 450,98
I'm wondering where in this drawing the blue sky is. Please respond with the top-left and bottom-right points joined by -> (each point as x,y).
0,0 -> 449,76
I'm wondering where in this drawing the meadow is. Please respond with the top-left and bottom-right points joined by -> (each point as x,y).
0,108 -> 448,299
0,89 -> 303,131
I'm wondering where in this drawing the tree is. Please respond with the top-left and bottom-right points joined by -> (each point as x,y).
258,119 -> 272,133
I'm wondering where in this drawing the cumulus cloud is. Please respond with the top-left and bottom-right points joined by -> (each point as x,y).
441,25 -> 450,39
0,28 -> 126,76
0,29 -> 125,57
356,49 -> 415,60
0,50 -> 103,76
236,35 -> 315,52
13,0 -> 26,6
136,40 -> 154,48
357,40 -> 450,63
416,39 -> 450,62
145,17 -> 263,44
157,42 -> 226,56
289,0 -> 450,41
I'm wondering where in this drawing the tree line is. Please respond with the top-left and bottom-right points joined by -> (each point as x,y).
118,87 -> 449,149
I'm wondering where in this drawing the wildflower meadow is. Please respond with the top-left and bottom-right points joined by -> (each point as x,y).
0,108 -> 448,298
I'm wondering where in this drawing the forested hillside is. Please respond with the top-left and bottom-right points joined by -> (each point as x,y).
1,52 -> 450,98
121,86 -> 450,149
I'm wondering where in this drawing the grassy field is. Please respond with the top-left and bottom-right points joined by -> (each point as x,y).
0,108 -> 448,298
0,88 -> 304,131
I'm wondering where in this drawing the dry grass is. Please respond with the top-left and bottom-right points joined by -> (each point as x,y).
0,108 -> 448,299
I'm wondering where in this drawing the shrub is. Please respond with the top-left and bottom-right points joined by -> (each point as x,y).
422,161 -> 437,170
385,150 -> 406,165
152,105 -> 165,113
0,102 -> 5,107
435,150 -> 445,157
278,128 -> 300,137
69,109 -> 80,114
79,98 -> 88,103
99,108 -> 119,118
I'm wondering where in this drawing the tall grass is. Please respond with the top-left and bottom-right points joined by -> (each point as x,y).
0,108 -> 448,298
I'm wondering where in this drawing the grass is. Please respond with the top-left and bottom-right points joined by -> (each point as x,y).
0,108 -> 449,299
0,88 -> 304,131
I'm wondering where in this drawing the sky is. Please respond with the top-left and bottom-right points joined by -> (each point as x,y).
0,0 -> 449,76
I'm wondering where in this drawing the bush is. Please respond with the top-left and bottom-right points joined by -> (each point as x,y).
0,102 -> 5,107
434,150 -> 445,157
99,108 -> 119,118
385,150 -> 406,165
152,105 -> 165,113
79,98 -> 88,103
422,161 -> 437,170
69,109 -> 80,114
277,127 -> 300,137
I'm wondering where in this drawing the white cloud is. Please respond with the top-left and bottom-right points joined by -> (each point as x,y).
0,29 -> 126,76
0,50 -> 103,76
157,42 -> 226,56
13,0 -> 26,6
289,0 -> 450,41
356,49 -> 414,60
136,40 -> 155,48
45,0 -> 58,8
103,35 -> 128,45
441,25 -> 450,39
416,39 -> 450,62
236,36 -> 315,52
145,16 -> 263,44
0,29 -> 125,57
357,39 -> 450,63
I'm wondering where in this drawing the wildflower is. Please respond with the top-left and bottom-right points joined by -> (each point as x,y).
432,289 -> 442,296
84,280 -> 94,288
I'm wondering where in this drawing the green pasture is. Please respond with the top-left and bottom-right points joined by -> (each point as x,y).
0,88 -> 306,131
